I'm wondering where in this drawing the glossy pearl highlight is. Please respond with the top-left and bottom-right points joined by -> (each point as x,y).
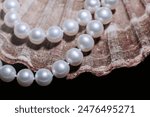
2,0 -> 20,13
62,19 -> 79,36
76,9 -> 92,26
86,20 -> 104,38
47,26 -> 63,43
4,10 -> 20,28
14,22 -> 30,39
0,65 -> 16,82
77,34 -> 94,52
35,68 -> 53,86
29,28 -> 45,45
95,7 -> 113,24
17,69 -> 34,87
84,0 -> 101,13
101,0 -> 118,10
52,60 -> 70,78
66,48 -> 83,66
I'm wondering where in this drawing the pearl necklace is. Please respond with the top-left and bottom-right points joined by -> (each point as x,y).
0,0 -> 118,87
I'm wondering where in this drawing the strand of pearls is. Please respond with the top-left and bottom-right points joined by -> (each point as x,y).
1,0 -> 118,87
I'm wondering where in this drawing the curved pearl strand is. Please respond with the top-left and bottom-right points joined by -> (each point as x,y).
1,0 -> 118,87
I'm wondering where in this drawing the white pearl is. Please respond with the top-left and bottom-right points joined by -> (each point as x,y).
66,48 -> 83,66
101,0 -> 118,10
47,26 -> 63,43
52,60 -> 70,78
14,22 -> 30,39
29,28 -> 46,45
0,65 -> 16,82
86,20 -> 104,38
95,7 -> 113,24
77,34 -> 94,52
4,10 -> 20,28
17,69 -> 34,87
2,0 -> 20,13
76,9 -> 92,26
35,68 -> 53,86
84,0 -> 101,13
62,19 -> 79,36
0,60 -> 3,68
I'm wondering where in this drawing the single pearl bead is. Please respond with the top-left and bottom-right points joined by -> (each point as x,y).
2,0 -> 20,13
4,10 -> 20,28
0,65 -> 16,82
35,68 -> 53,86
29,28 -> 46,45
14,22 -> 30,39
47,26 -> 63,43
62,19 -> 79,36
77,34 -> 94,52
52,60 -> 70,78
101,0 -> 118,10
84,0 -> 101,13
86,20 -> 104,38
0,60 -> 3,67
17,69 -> 34,87
76,9 -> 92,26
66,48 -> 83,66
95,7 -> 113,24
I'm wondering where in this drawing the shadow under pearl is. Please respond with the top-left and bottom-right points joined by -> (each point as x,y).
10,34 -> 28,46
44,40 -> 61,50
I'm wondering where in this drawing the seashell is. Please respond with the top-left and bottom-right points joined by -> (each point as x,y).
0,0 -> 150,80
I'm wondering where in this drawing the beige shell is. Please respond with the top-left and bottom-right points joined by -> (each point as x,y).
0,0 -> 150,79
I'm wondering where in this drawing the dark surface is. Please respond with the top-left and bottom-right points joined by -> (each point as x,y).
0,55 -> 150,100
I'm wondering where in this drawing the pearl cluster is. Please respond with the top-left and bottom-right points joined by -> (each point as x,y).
1,0 -> 118,87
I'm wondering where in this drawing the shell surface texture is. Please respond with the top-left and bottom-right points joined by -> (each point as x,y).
0,0 -> 150,79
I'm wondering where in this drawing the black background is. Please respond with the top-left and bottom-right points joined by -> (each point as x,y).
0,55 -> 150,100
